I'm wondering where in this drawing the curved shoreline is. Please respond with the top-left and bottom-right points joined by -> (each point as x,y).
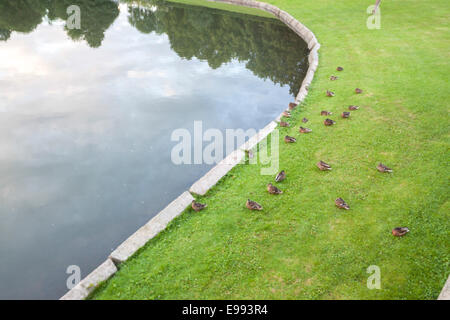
61,0 -> 320,300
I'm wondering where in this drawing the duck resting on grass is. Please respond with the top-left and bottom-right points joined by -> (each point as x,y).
280,121 -> 290,127
267,183 -> 283,195
355,88 -> 363,94
282,110 -> 291,118
289,102 -> 298,110
284,135 -> 296,143
321,110 -> 332,116
392,227 -> 409,237
349,105 -> 359,110
299,126 -> 312,133
337,66 -> 344,71
324,118 -> 336,126
275,170 -> 286,182
191,200 -> 207,212
335,198 -> 350,210
246,199 -> 263,211
377,163 -> 393,173
326,90 -> 335,97
317,161 -> 332,171
330,75 -> 338,81
302,117 -> 309,123
342,112 -> 350,118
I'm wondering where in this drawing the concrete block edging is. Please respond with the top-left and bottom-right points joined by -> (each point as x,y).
61,0 -> 320,300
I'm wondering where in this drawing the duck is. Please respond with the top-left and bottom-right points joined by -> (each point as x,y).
299,126 -> 312,133
377,163 -> 393,173
289,102 -> 298,110
335,197 -> 349,210
392,227 -> 409,237
191,200 -> 207,212
330,75 -> 338,81
302,117 -> 309,123
355,88 -> 363,94
275,170 -> 286,182
348,105 -> 359,110
337,66 -> 344,71
324,118 -> 336,126
280,121 -> 290,127
321,110 -> 332,116
317,160 -> 332,171
246,199 -> 263,211
341,112 -> 350,118
267,183 -> 283,195
282,110 -> 291,118
326,90 -> 335,97
284,135 -> 296,143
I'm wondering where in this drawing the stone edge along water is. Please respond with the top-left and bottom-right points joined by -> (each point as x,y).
60,0 -> 320,300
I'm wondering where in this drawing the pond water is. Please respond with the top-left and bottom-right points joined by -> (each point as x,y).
0,0 -> 308,299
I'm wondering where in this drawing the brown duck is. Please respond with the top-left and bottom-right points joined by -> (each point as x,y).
330,75 -> 338,81
335,198 -> 350,210
284,135 -> 296,143
321,110 -> 332,116
324,118 -> 336,126
282,110 -> 291,118
289,102 -> 298,110
267,183 -> 283,195
280,121 -> 290,127
377,163 -> 393,173
326,90 -> 335,97
302,117 -> 309,123
348,105 -> 359,110
337,66 -> 344,71
317,160 -> 332,171
341,112 -> 350,118
246,199 -> 263,211
355,88 -> 363,94
191,200 -> 207,212
392,227 -> 409,237
275,170 -> 286,182
299,126 -> 312,133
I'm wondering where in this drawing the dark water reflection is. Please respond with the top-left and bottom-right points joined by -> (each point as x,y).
0,0 -> 308,299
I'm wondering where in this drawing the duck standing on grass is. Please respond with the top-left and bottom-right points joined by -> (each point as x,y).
342,112 -> 350,118
284,135 -> 296,143
324,118 -> 336,126
335,198 -> 350,210
275,170 -> 286,182
246,199 -> 263,211
377,163 -> 393,173
321,110 -> 332,116
282,110 -> 291,118
267,183 -> 283,195
392,227 -> 409,237
191,200 -> 207,212
299,126 -> 312,133
317,161 -> 332,171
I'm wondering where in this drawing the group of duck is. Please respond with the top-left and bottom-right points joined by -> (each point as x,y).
192,66 -> 409,238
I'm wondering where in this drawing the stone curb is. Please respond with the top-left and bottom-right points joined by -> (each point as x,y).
60,258 -> 117,300
60,0 -> 320,300
240,121 -> 277,151
189,149 -> 245,195
438,275 -> 450,300
109,191 -> 195,264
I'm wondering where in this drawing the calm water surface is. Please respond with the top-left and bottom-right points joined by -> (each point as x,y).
0,0 -> 308,299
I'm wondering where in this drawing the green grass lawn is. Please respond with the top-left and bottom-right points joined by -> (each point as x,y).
91,0 -> 449,299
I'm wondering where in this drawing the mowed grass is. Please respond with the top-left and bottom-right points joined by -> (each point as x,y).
91,0 -> 450,299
